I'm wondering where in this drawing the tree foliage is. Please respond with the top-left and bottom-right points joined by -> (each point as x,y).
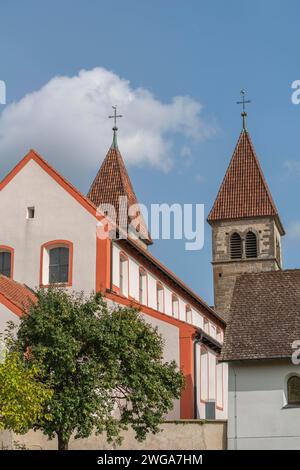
0,344 -> 53,433
16,288 -> 184,449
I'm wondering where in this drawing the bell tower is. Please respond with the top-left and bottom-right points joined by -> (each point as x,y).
208,98 -> 284,320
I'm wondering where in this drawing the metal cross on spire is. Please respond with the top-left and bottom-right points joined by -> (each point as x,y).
109,105 -> 123,131
236,89 -> 251,130
109,105 -> 123,149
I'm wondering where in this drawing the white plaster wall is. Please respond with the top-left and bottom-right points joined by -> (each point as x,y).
192,308 -> 203,329
195,344 -> 228,420
129,259 -> 139,300
0,304 -> 20,334
112,244 -> 120,288
164,286 -> 172,316
111,245 -> 220,342
147,272 -> 157,309
0,160 -> 97,293
228,360 -> 300,449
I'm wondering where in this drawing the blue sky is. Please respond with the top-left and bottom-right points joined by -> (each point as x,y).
1,0 -> 300,304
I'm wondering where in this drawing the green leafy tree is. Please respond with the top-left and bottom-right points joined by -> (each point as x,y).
16,288 -> 184,450
0,346 -> 53,433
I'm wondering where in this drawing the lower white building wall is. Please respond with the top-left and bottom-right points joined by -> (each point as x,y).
195,343 -> 228,421
0,304 -> 20,336
228,360 -> 300,449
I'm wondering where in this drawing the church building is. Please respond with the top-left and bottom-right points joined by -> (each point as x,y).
0,117 -> 227,422
210,105 -> 300,449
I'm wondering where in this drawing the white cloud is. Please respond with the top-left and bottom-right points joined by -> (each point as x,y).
0,67 -> 214,176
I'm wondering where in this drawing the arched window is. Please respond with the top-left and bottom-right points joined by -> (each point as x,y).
119,253 -> 129,297
172,294 -> 179,318
156,282 -> 164,313
230,233 -> 242,259
40,240 -> 73,286
287,376 -> 300,405
139,267 -> 147,305
49,247 -> 69,284
0,246 -> 14,278
245,231 -> 258,258
186,305 -> 192,323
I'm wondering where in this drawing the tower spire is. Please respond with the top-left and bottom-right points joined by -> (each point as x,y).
236,89 -> 251,130
109,105 -> 123,149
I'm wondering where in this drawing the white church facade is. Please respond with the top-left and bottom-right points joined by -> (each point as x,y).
0,130 -> 227,422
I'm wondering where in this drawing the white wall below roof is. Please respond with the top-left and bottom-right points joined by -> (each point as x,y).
228,360 -> 300,449
112,243 -> 218,337
0,304 -> 20,334
0,159 -> 97,293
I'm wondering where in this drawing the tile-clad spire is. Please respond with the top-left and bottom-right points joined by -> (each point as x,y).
87,133 -> 152,246
207,129 -> 285,235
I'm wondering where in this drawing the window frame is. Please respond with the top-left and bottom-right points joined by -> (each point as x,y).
138,266 -> 148,305
40,240 -> 73,287
0,245 -> 14,279
172,294 -> 179,318
185,304 -> 192,323
287,375 -> 300,406
245,230 -> 258,259
156,282 -> 165,313
119,252 -> 129,297
230,232 -> 243,259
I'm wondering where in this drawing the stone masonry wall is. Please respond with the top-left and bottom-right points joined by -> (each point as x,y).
0,421 -> 227,450
210,217 -> 282,316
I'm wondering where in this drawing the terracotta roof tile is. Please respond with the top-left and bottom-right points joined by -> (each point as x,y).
221,270 -> 300,361
0,275 -> 36,313
87,145 -> 152,245
208,130 -> 284,233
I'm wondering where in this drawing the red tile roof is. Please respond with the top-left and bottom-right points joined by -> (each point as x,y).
87,144 -> 152,244
208,130 -> 284,234
0,275 -> 36,313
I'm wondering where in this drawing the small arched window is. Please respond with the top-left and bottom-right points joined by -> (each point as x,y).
172,294 -> 179,318
230,233 -> 242,259
245,231 -> 258,258
139,267 -> 147,305
287,376 -> 300,405
186,305 -> 192,323
156,282 -> 164,312
0,246 -> 13,278
119,253 -> 129,297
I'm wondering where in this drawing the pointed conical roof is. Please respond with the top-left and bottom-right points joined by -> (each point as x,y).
208,129 -> 284,234
87,134 -> 152,245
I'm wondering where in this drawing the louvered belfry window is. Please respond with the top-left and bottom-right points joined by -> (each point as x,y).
245,231 -> 258,258
230,233 -> 242,259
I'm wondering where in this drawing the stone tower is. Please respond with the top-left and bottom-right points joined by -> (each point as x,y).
207,125 -> 285,320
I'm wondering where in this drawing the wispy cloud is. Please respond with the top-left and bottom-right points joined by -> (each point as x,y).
0,67 -> 215,175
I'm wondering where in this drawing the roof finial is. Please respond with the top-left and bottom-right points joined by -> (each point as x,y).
109,105 -> 123,149
236,89 -> 251,130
